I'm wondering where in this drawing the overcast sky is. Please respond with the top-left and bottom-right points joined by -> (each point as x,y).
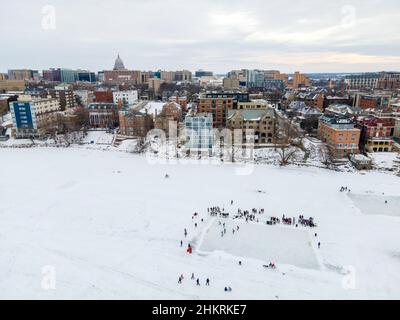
1,0 -> 399,73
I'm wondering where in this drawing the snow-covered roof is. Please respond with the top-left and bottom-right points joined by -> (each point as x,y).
139,102 -> 165,116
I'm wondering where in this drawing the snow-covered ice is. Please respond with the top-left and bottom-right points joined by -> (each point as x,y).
198,220 -> 320,270
0,147 -> 400,299
348,193 -> 400,217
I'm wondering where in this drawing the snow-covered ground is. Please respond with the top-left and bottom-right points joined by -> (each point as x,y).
369,152 -> 400,173
198,220 -> 320,270
82,130 -> 115,145
0,148 -> 400,299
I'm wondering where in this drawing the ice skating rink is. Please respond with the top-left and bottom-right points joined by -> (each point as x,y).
198,219 -> 320,270
348,194 -> 400,217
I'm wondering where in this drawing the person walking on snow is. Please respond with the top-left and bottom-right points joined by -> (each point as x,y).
180,240 -> 183,247
206,278 -> 210,286
318,242 -> 321,249
191,273 -> 195,280
196,278 -> 200,286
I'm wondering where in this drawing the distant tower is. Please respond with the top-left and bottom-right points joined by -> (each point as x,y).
113,53 -> 126,71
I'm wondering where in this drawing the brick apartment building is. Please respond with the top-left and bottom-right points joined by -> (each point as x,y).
198,96 -> 234,128
356,116 -> 395,152
94,90 -> 114,103
318,115 -> 361,158
50,85 -> 75,110
85,103 -> 119,128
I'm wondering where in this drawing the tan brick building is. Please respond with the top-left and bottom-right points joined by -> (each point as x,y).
154,102 -> 182,136
119,109 -> 154,137
227,108 -> 276,145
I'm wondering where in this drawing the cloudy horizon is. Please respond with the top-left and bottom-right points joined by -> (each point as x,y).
1,0 -> 399,74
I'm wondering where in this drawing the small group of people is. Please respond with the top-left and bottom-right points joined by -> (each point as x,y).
340,186 -> 351,192
281,214 -> 296,225
234,208 -> 263,223
218,221 -> 240,238
267,216 -> 280,225
263,262 -> 276,269
178,273 -> 210,286
298,215 -> 316,227
208,206 -> 225,217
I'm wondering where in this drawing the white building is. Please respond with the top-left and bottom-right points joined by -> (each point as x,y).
344,74 -> 379,89
17,95 -> 61,115
113,90 -> 138,106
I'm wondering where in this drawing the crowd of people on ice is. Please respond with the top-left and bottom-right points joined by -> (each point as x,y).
233,208 -> 265,223
208,206 -> 230,218
177,199 -> 322,291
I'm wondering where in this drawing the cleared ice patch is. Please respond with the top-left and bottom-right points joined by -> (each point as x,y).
348,194 -> 400,217
198,219 -> 320,270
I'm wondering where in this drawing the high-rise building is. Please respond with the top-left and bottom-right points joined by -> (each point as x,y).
246,70 -> 286,90
377,72 -> 400,90
76,70 -> 96,82
10,101 -> 37,137
59,69 -> 76,83
42,68 -> 61,82
344,73 -> 379,89
195,70 -> 213,77
8,69 -> 37,81
292,71 -> 310,89
223,77 -> 240,90
0,80 -> 25,92
198,94 -> 234,127
175,70 -> 192,82
50,85 -> 75,110
148,78 -> 162,93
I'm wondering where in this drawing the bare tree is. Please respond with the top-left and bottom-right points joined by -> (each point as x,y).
318,144 -> 332,168
275,116 -> 303,166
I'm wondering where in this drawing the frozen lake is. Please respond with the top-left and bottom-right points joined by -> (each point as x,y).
348,194 -> 400,217
198,219 -> 320,270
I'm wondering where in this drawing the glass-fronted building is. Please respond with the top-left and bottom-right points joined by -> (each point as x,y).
184,114 -> 213,150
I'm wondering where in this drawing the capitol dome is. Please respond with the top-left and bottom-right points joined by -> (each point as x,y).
113,54 -> 126,71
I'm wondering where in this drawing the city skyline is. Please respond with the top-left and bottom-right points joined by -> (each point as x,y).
1,0 -> 400,74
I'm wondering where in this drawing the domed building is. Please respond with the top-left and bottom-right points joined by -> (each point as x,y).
113,54 -> 126,71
